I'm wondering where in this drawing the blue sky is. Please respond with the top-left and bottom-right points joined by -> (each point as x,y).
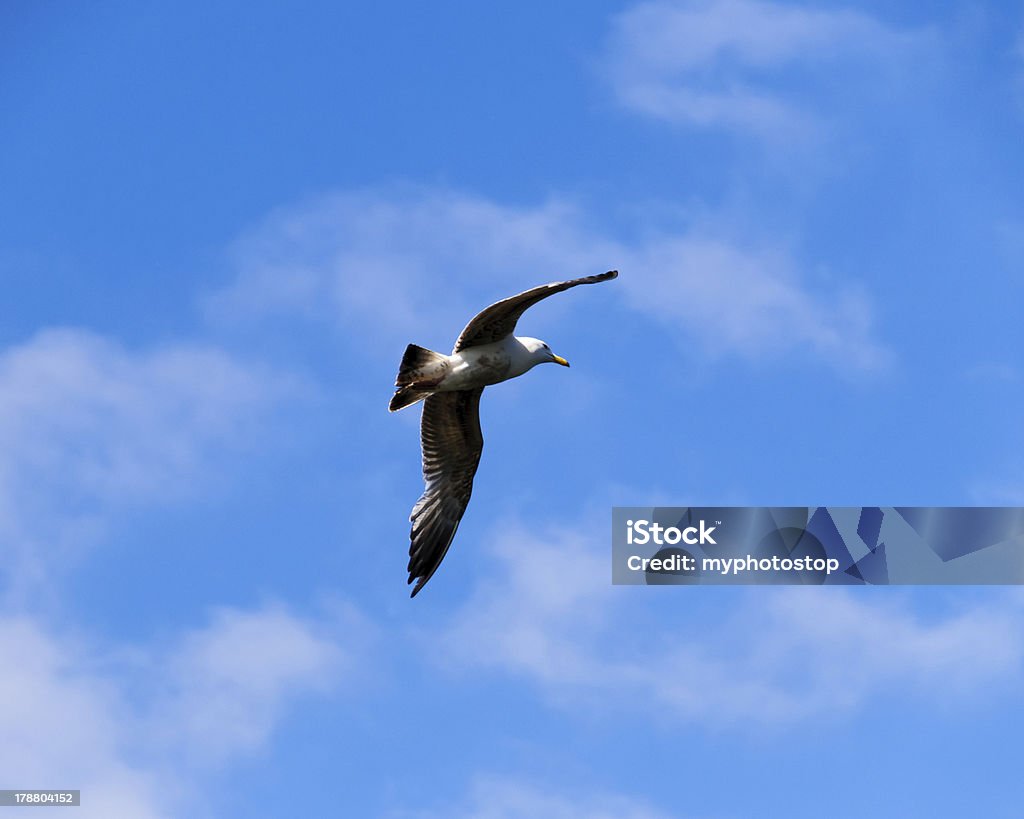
2,1 -> 1024,816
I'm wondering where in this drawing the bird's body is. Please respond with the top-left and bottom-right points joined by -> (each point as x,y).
390,270 -> 618,596
419,336 -> 554,392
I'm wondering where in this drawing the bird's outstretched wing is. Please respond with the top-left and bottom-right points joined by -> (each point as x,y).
407,387 -> 484,597
453,270 -> 618,351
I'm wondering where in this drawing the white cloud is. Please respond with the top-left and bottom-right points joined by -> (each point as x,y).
604,0 -> 927,139
207,187 -> 887,371
0,617 -> 173,819
398,774 -> 678,819
0,328 -> 363,815
970,480 -> 1024,506
149,603 -> 350,766
0,328 -> 294,600
434,518 -> 1024,728
964,361 -> 1020,384
206,188 -> 611,352
622,234 -> 885,369
0,602 -> 353,819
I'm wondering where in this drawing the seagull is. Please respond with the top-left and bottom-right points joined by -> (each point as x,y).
389,270 -> 618,597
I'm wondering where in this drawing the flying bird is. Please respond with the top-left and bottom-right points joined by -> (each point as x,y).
389,270 -> 618,597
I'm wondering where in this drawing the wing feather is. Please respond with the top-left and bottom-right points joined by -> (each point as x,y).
453,270 -> 617,351
407,388 -> 485,596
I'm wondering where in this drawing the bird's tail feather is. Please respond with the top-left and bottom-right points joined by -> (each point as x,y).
395,344 -> 447,386
389,387 -> 431,412
390,344 -> 448,412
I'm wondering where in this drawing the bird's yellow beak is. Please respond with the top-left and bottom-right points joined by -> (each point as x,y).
552,354 -> 570,367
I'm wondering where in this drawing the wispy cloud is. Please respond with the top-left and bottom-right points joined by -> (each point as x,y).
207,187 -> 887,371
0,328 -> 296,601
621,233 -> 886,369
0,602 -> 355,819
970,480 -> 1024,506
205,188 -> 610,351
395,774 -> 679,819
603,0 -> 930,140
0,617 -> 172,819
964,361 -> 1020,384
144,602 -> 359,767
434,517 -> 1024,729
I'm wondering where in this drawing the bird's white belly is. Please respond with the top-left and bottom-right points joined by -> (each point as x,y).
438,344 -> 514,390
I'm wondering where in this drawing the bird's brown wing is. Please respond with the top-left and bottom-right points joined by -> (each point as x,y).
452,270 -> 618,352
407,388 -> 484,597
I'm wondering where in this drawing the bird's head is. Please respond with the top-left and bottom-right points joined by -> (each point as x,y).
519,336 -> 570,368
